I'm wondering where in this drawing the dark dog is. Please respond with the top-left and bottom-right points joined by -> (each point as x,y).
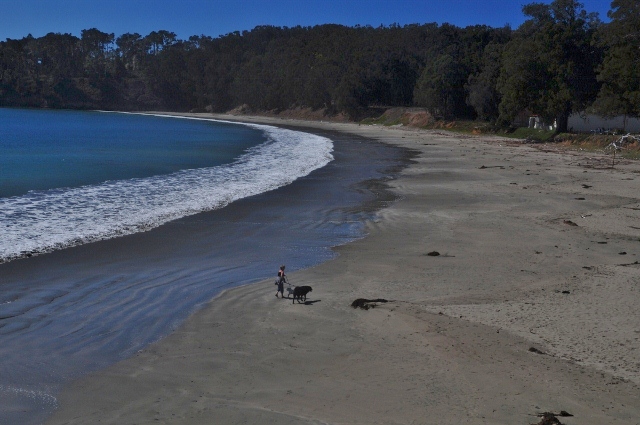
292,286 -> 312,304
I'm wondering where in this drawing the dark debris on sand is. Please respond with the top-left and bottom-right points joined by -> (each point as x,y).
351,298 -> 389,310
531,411 -> 574,425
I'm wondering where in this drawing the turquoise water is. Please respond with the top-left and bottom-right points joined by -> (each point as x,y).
0,109 -> 266,198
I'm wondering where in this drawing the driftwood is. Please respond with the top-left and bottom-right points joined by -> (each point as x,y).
605,133 -> 640,168
351,298 -> 389,310
531,411 -> 573,425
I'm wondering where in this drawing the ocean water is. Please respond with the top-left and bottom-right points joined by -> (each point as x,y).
0,109 -> 408,425
0,109 -> 270,198
0,109 -> 333,263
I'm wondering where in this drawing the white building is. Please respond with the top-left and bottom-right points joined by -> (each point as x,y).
568,113 -> 640,134
528,115 -> 556,131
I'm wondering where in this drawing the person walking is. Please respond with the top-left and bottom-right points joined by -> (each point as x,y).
275,265 -> 286,298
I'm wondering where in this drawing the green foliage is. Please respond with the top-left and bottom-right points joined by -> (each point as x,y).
497,0 -> 602,131
508,127 -> 557,141
0,5 -> 633,127
466,42 -> 505,122
414,52 -> 467,119
593,0 -> 640,117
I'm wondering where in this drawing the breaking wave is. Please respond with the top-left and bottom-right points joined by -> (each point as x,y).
0,118 -> 333,263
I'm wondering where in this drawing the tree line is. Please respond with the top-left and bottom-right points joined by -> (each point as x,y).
0,0 -> 637,132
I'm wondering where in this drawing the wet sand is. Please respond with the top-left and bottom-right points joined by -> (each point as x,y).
48,116 -> 640,424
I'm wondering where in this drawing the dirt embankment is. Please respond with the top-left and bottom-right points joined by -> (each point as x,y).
226,104 -> 351,122
226,105 -> 440,127
366,107 -> 436,127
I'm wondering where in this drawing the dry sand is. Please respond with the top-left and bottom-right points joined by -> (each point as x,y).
48,116 -> 640,425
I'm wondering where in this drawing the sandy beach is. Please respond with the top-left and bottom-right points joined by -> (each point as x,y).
47,116 -> 640,425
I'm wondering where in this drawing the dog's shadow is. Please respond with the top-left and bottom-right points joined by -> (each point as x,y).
291,299 -> 320,305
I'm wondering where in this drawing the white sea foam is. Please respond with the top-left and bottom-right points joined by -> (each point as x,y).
0,119 -> 334,263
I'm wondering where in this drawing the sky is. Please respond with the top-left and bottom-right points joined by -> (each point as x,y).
0,0 -> 613,42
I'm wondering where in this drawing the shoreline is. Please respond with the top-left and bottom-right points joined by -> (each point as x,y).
48,115 -> 640,424
1,117 -> 406,425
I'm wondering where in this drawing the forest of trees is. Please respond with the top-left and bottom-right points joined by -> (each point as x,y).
0,0 -> 638,131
